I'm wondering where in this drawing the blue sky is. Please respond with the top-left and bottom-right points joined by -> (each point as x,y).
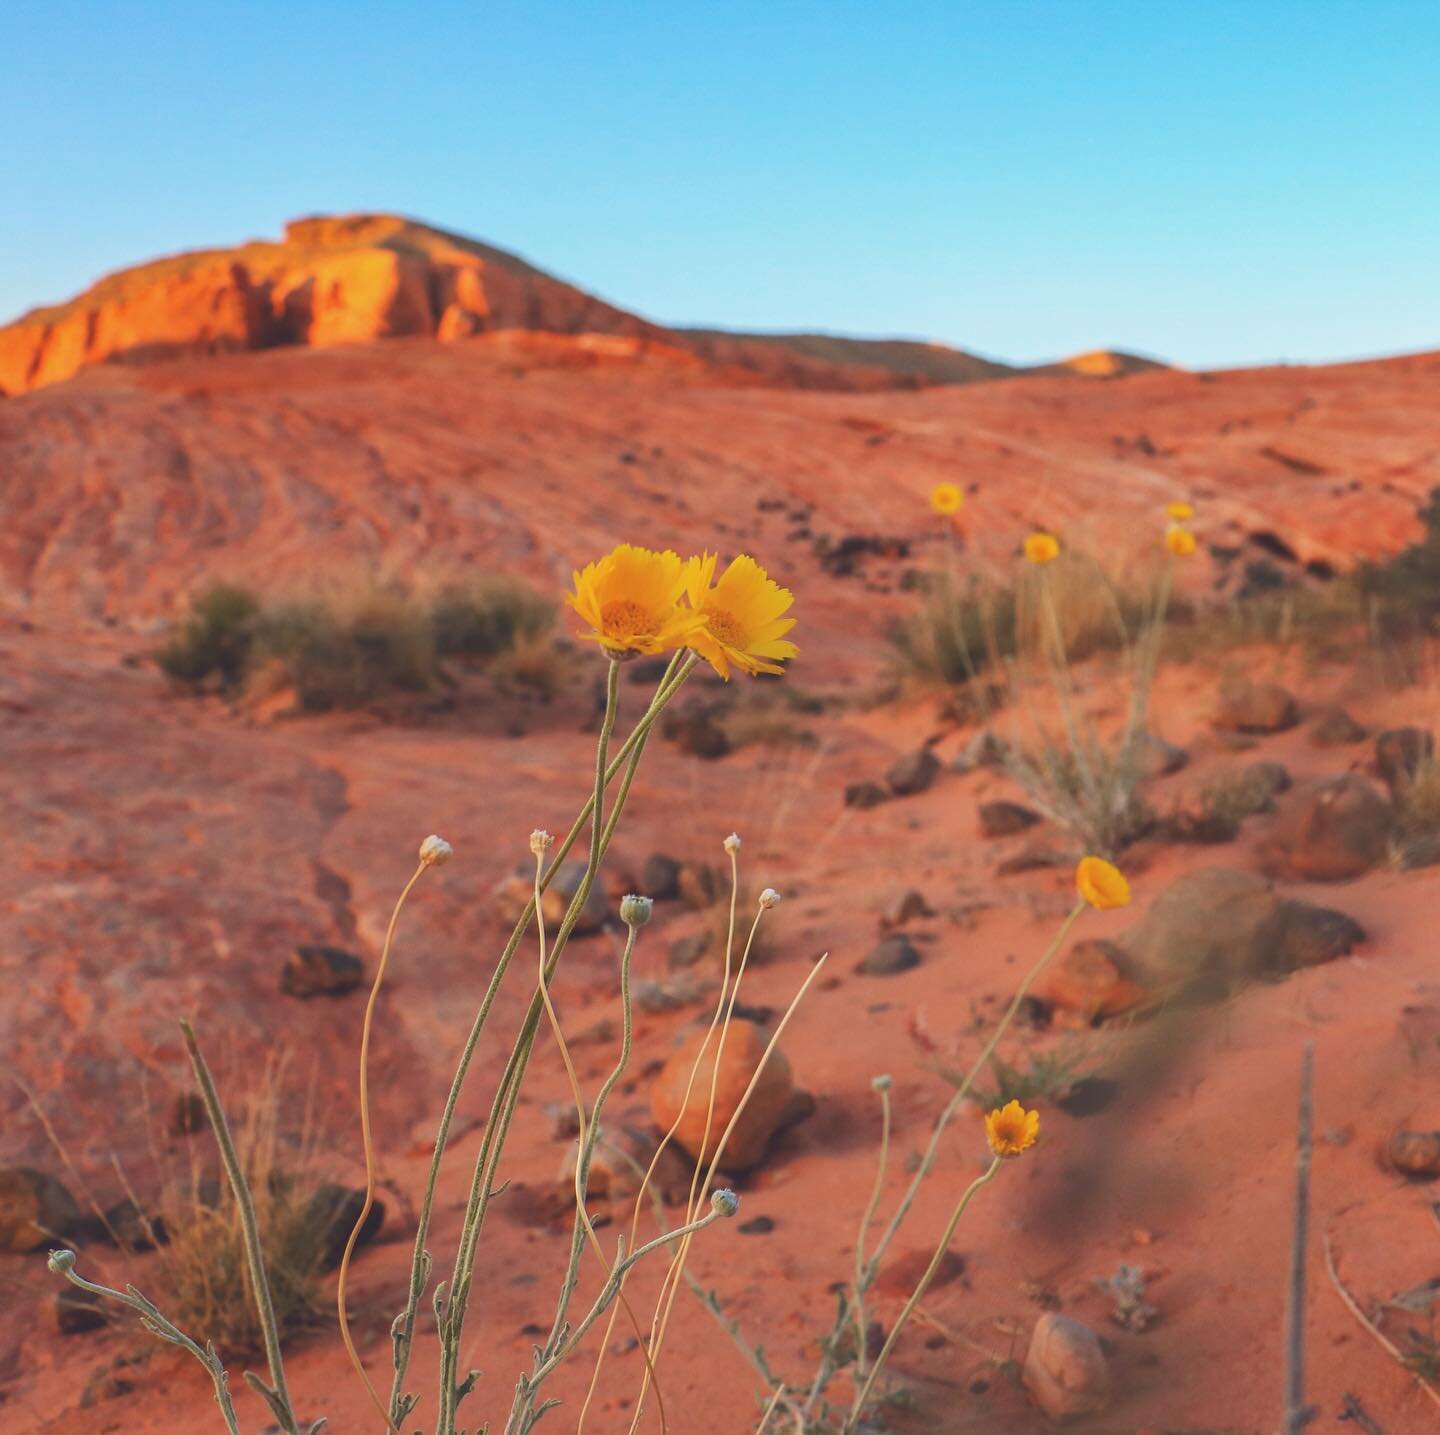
3,1 -> 1437,368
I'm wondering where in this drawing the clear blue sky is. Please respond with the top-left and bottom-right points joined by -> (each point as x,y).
3,1 -> 1437,368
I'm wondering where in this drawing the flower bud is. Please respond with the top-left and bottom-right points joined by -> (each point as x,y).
47,1249 -> 77,1274
871,1073 -> 893,1092
619,894 -> 653,927
758,888 -> 781,909
710,1188 -> 740,1218
418,834 -> 453,867
723,832 -> 742,855
530,829 -> 554,856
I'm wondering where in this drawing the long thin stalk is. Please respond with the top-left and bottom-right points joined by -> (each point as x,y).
337,860 -> 428,1435
48,1251 -> 244,1435
847,1159 -> 1002,1427
851,1079 -> 892,1379
438,658 -> 698,1432
179,1019 -> 297,1435
389,655 -> 693,1424
1283,1042 -> 1315,1435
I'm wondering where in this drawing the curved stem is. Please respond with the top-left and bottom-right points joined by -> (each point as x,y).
851,1082 -> 892,1380
847,1159 -> 1003,1427
337,859 -> 428,1435
179,1020 -> 297,1435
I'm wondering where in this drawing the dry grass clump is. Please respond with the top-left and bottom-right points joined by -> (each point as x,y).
158,574 -> 556,710
1393,755 -> 1440,867
154,1071 -> 325,1353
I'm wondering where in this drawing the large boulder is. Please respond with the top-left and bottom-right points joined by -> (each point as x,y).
650,1020 -> 793,1170
1125,868 -> 1364,995
1039,939 -> 1151,1023
1258,775 -> 1392,882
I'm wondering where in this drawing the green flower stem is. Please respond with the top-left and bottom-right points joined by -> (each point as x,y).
179,1019 -> 297,1435
46,1251 -> 244,1435
854,901 -> 1083,1306
435,655 -> 696,1433
850,1080 -> 892,1379
388,653 -> 693,1424
847,1158 -> 1003,1428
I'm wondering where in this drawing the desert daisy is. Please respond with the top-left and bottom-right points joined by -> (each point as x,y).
1023,531 -> 1060,565
568,544 -> 703,659
1164,523 -> 1197,557
930,482 -> 964,516
985,1099 -> 1040,1158
1076,855 -> 1131,910
1166,501 -> 1195,521
684,553 -> 798,679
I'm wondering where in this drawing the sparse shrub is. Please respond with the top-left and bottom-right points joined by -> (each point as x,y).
256,590 -> 438,712
157,583 -> 261,692
890,574 -> 1017,686
1393,755 -> 1440,866
966,1040 -> 1095,1112
1361,487 -> 1440,639
430,576 -> 554,660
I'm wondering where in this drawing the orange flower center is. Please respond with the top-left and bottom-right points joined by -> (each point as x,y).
600,599 -> 659,642
704,607 -> 743,647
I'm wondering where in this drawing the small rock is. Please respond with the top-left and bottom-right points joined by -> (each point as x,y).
738,1215 -> 775,1235
650,1020 -> 794,1170
1213,680 -> 1300,734
662,706 -> 731,759
302,1185 -> 384,1273
1376,727 -> 1435,795
172,1091 -> 208,1136
1136,735 -> 1188,779
1386,1130 -> 1440,1179
1038,940 -> 1150,1023
979,800 -> 1042,838
79,1363 -> 137,1408
281,944 -> 365,998
1242,760 -> 1293,800
857,935 -> 921,977
1258,774 -> 1393,882
640,853 -> 682,901
880,889 -> 933,928
668,930 -> 714,971
1056,1077 -> 1119,1117
876,1247 -> 965,1296
495,863 -> 609,935
101,1198 -> 166,1252
1310,707 -> 1368,746
0,1167 -> 81,1253
1023,1313 -> 1111,1421
844,781 -> 890,810
887,746 -> 941,797
953,730 -> 1009,772
55,1286 -> 107,1336
677,861 -> 725,910
997,843 -> 1068,876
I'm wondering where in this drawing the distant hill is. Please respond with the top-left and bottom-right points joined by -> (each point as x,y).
0,213 -> 1168,396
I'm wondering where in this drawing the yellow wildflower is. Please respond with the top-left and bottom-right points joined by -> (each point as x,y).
1076,855 -> 1130,910
685,553 -> 798,679
1164,523 -> 1197,557
1166,501 -> 1195,521
930,482 -> 964,516
1023,531 -> 1060,565
568,544 -> 703,659
985,1099 -> 1040,1158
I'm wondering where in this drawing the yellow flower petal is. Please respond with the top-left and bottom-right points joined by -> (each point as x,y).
685,553 -> 798,680
1076,855 -> 1131,910
1024,531 -> 1060,565
1166,501 -> 1195,521
985,1099 -> 1040,1158
568,544 -> 705,658
1164,523 -> 1197,557
931,482 -> 964,516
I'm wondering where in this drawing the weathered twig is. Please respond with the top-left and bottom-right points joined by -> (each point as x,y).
1322,1231 -> 1440,1413
1339,1391 -> 1387,1433
1283,1041 -> 1316,1434
179,1019 -> 299,1435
